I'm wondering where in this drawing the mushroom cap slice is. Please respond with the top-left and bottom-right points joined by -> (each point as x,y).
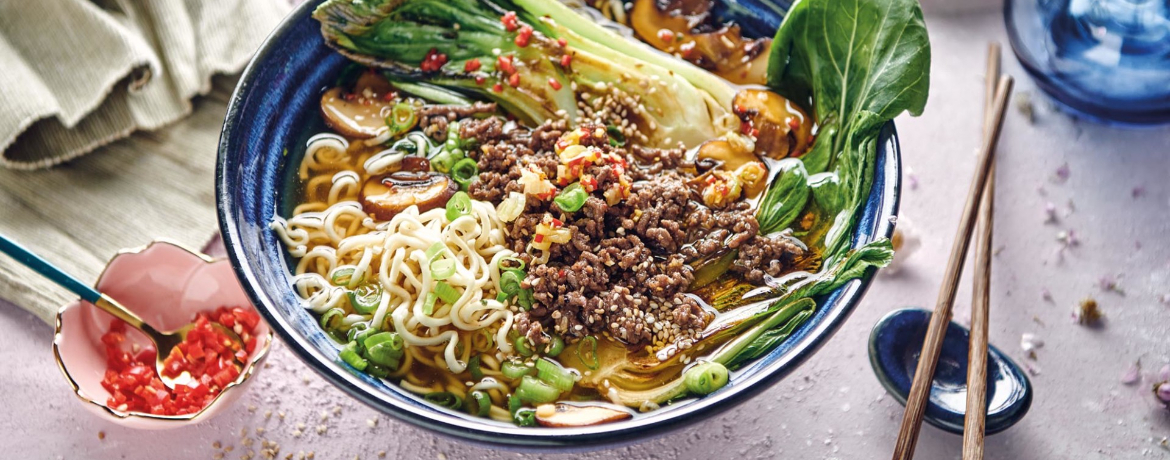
732,89 -> 814,159
361,171 -> 459,220
534,403 -> 633,427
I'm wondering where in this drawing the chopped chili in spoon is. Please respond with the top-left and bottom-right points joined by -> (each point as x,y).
99,306 -> 262,416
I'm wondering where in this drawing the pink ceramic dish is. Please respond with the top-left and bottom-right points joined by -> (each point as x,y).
52,239 -> 273,429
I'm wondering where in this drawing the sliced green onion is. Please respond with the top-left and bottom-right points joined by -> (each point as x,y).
339,342 -> 368,371
544,335 -> 565,357
535,357 -> 578,392
499,269 -> 524,299
508,393 -> 522,415
430,258 -> 456,281
423,292 -> 437,315
450,158 -> 479,191
468,355 -> 484,380
348,283 -> 382,314
498,256 -> 526,271
468,390 -> 491,417
366,363 -> 391,379
363,332 -> 405,369
553,182 -> 588,213
516,288 -> 535,311
424,392 -> 464,411
424,242 -> 447,262
514,336 -> 534,357
606,125 -> 627,147
330,267 -> 355,285
387,102 -> 417,137
365,362 -> 393,379
430,149 -> 461,173
501,359 -> 535,380
445,191 -> 472,221
319,308 -> 345,331
516,375 -> 561,405
345,322 -> 371,342
446,121 -> 461,142
435,281 -> 461,304
577,335 -> 599,370
513,408 -> 537,427
684,362 -> 729,396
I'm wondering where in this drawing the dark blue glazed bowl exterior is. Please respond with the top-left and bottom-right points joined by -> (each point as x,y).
216,0 -> 900,448
868,308 -> 1033,435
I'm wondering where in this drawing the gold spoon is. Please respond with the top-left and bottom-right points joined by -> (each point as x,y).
0,234 -> 243,389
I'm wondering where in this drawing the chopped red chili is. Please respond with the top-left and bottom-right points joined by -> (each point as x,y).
560,54 -> 572,68
419,49 -> 448,72
515,25 -> 533,47
548,78 -> 562,90
501,11 -> 519,32
99,306 -> 262,416
464,58 -> 482,72
497,55 -> 515,75
508,73 -> 521,88
492,83 -> 504,93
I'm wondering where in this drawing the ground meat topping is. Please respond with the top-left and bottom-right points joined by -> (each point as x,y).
460,116 -> 805,349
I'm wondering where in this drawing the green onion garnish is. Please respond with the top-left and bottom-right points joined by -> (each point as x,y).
423,292 -> 437,315
534,357 -> 577,392
498,256 -> 526,271
319,307 -> 345,331
450,158 -> 479,191
330,267 -> 356,285
553,182 -> 588,213
347,283 -> 382,314
501,359 -> 535,380
516,375 -> 561,405
499,269 -> 524,299
516,288 -> 535,311
424,392 -> 464,411
363,332 -> 405,369
435,281 -> 460,304
387,102 -> 417,137
430,149 -> 463,173
514,336 -> 534,357
683,361 -> 729,396
577,335 -> 599,370
339,342 -> 368,371
544,335 -> 565,358
468,355 -> 484,380
507,393 -> 522,415
445,191 -> 472,222
468,390 -> 491,417
424,242 -> 447,263
430,258 -> 456,281
513,408 -> 538,427
366,363 -> 391,379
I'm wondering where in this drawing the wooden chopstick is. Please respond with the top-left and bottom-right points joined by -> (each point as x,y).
962,42 -> 1001,460
890,73 -> 1014,460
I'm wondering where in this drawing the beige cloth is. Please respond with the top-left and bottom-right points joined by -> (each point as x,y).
0,0 -> 291,170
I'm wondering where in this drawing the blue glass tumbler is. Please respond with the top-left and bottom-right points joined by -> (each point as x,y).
1005,0 -> 1170,125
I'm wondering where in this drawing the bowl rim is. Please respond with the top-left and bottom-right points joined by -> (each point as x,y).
215,0 -> 901,448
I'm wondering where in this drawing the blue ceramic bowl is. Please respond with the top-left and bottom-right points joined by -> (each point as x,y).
868,309 -> 1033,435
216,0 -> 901,448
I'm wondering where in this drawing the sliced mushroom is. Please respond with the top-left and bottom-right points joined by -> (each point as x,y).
630,0 -> 770,85
732,89 -> 814,159
361,171 -> 458,220
696,139 -> 753,171
320,72 -> 397,139
534,403 -> 633,427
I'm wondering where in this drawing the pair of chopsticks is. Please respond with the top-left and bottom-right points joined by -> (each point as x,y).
890,43 -> 1012,460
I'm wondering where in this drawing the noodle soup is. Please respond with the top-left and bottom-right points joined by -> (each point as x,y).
263,0 -> 924,427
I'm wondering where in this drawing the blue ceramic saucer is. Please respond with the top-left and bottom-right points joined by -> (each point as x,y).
868,308 -> 1032,435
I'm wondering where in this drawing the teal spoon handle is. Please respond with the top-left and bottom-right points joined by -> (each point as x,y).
0,234 -> 101,304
